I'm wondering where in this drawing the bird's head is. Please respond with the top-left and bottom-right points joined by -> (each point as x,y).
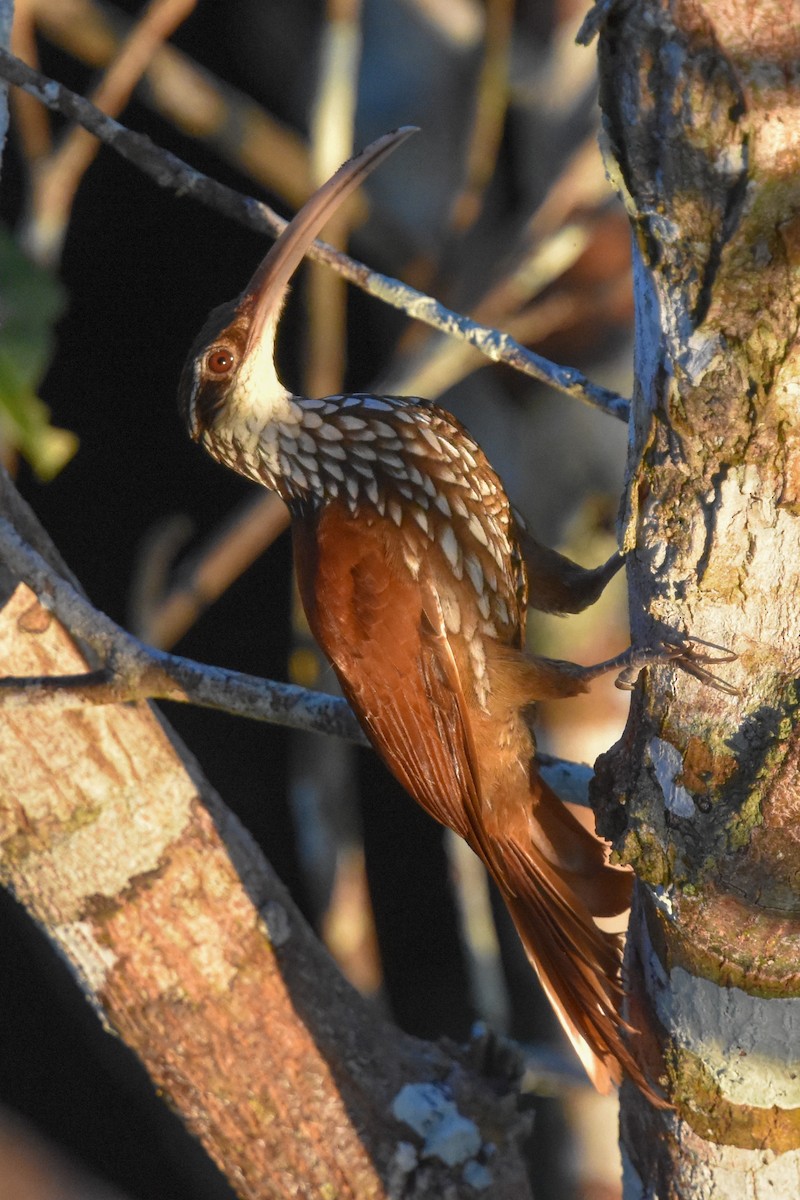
178,126 -> 417,445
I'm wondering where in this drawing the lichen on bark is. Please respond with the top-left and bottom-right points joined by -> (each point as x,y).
589,0 -> 800,1187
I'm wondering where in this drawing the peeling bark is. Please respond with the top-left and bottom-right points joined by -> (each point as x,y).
590,0 -> 800,1193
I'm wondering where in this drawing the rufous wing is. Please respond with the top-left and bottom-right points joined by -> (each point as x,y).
294,507 -> 488,848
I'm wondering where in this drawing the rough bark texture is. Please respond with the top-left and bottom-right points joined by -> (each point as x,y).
592,0 -> 800,1194
0,486 -> 532,1199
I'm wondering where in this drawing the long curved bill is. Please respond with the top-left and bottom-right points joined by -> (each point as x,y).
243,126 -> 418,354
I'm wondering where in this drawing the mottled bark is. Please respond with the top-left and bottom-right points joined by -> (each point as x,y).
590,0 -> 800,1194
0,483 -> 531,1200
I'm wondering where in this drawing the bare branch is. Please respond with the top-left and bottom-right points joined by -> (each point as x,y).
9,0 -> 52,163
132,493 -> 290,649
0,510 -> 594,803
35,0 -> 315,210
0,47 -> 629,420
24,0 -> 197,264
383,135 -> 625,401
304,0 -> 363,397
448,0 -> 514,233
0,515 -> 366,743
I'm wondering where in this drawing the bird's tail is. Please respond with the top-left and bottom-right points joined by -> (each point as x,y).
482,771 -> 662,1100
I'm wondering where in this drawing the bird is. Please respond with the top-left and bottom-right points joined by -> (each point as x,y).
178,128 -> 683,1096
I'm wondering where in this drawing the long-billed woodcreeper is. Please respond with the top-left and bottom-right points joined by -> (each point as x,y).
178,128 -> 687,1096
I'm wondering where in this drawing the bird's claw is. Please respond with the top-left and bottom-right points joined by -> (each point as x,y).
664,636 -> 739,695
613,636 -> 738,695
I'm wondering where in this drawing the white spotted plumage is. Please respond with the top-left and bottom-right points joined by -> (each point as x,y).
210,391 -> 526,658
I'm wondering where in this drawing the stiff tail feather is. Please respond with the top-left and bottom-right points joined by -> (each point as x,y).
483,775 -> 665,1102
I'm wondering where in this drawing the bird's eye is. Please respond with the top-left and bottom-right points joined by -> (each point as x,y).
206,348 -> 236,375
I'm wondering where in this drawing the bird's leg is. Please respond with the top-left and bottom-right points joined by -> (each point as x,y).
488,638 -> 738,705
574,642 -> 687,690
516,524 -> 624,616
534,639 -> 738,696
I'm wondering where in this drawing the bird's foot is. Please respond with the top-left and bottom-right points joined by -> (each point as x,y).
659,636 -> 739,695
570,638 -> 737,694
610,637 -> 738,694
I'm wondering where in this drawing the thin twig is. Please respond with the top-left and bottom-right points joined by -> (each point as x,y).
448,0 -> 514,233
383,226 -> 595,398
384,135 -> 619,399
0,47 -> 629,421
24,0 -> 197,265
8,0 -> 52,164
133,493 -> 290,649
34,0 -> 316,210
305,0 -> 363,397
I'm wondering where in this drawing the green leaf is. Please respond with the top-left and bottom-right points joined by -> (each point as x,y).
0,226 -> 76,479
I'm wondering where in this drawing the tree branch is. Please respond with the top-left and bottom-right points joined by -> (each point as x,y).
131,493 -> 290,649
0,46 -> 629,421
23,0 -> 198,265
34,0 -> 315,210
0,502 -> 595,804
0,515 -> 367,743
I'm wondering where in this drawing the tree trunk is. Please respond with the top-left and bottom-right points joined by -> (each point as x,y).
591,0 -> 800,1194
